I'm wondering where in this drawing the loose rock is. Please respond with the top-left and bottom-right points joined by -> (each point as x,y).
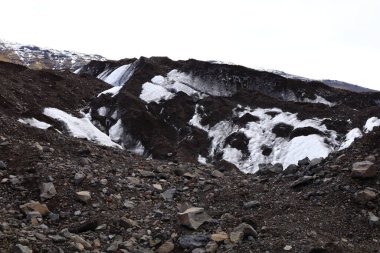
178,207 -> 212,230
76,191 -> 91,203
179,233 -> 209,249
156,240 -> 175,253
351,161 -> 376,178
355,189 -> 377,205
40,182 -> 57,200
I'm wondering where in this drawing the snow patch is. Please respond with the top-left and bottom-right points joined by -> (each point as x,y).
139,70 -> 209,103
97,86 -> 123,97
190,105 -> 338,173
139,82 -> 175,103
98,107 -> 108,117
18,118 -> 51,130
43,107 -> 121,148
109,119 -> 124,143
197,155 -> 208,164
364,117 -> 380,133
303,95 -> 335,107
97,64 -> 132,86
277,135 -> 331,167
339,128 -> 363,150
108,119 -> 145,155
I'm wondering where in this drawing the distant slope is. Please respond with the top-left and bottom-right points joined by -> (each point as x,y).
321,79 -> 377,93
268,70 -> 377,93
0,39 -> 105,71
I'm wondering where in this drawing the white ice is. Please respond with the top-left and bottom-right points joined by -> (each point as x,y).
190,105 -> 338,173
108,119 -> 145,155
97,86 -> 123,97
98,64 -> 132,86
43,107 -> 121,148
338,128 -> 363,150
109,119 -> 124,143
18,118 -> 51,130
303,95 -> 335,107
139,82 -> 175,103
97,107 -> 108,117
139,70 -> 209,103
364,117 -> 380,133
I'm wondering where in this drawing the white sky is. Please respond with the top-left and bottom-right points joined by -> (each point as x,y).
1,0 -> 379,89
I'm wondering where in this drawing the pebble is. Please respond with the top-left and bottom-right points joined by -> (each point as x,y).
179,233 -> 209,249
369,212 -> 379,226
351,161 -> 376,178
153,183 -> 163,191
243,200 -> 260,209
0,160 -> 6,170
76,191 -> 91,202
40,182 -> 57,200
177,207 -> 211,230
156,240 -> 175,253
211,170 -> 224,178
211,232 -> 229,242
161,188 -> 176,202
11,244 -> 32,253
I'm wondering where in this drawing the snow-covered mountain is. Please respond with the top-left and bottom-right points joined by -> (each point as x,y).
0,39 -> 105,71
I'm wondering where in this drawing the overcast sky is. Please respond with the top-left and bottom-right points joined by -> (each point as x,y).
1,0 -> 379,89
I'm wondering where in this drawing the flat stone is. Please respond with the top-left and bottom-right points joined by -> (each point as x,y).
211,170 -> 224,178
183,172 -> 196,178
40,182 -> 57,200
192,248 -> 206,253
365,155 -> 376,163
230,223 -> 258,243
153,183 -> 163,191
243,200 -> 260,209
178,207 -> 211,230
161,188 -> 176,201
138,169 -> 155,178
76,191 -> 91,203
355,189 -> 377,205
298,157 -> 310,166
369,212 -> 380,226
291,176 -> 314,188
229,231 -> 244,243
71,235 -> 92,249
352,161 -> 376,178
156,240 -> 175,253
179,233 -> 209,249
119,217 -> 139,228
123,200 -> 135,208
127,177 -> 141,185
205,241 -> 218,253
11,244 -> 33,253
211,232 -> 228,242
310,158 -> 323,167
20,201 -> 50,216
74,172 -> 85,184
0,161 -> 6,170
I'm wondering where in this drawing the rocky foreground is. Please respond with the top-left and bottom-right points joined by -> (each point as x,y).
1,109 -> 380,253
